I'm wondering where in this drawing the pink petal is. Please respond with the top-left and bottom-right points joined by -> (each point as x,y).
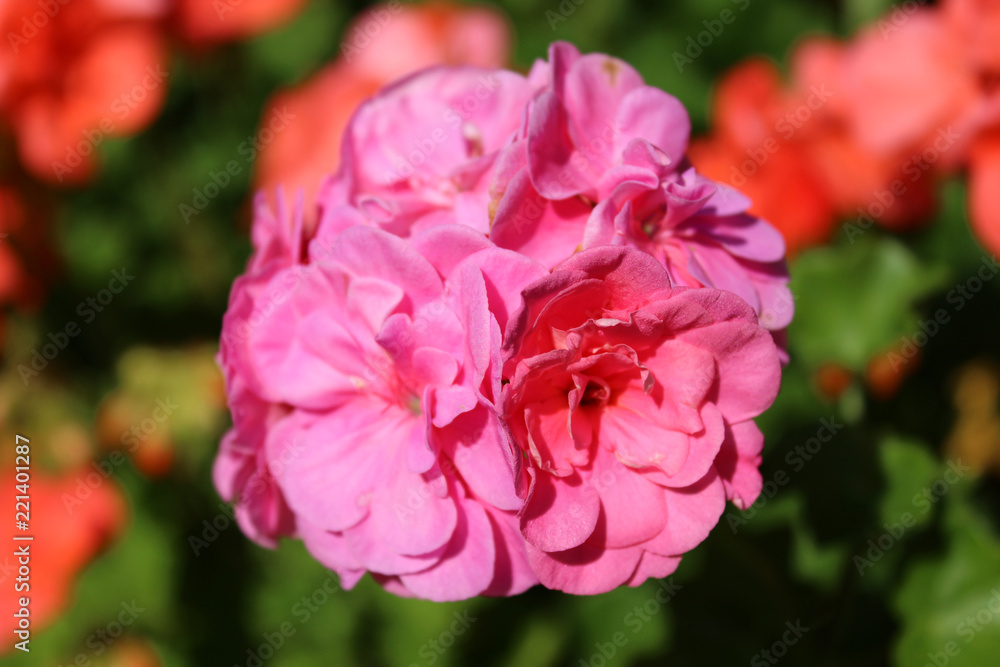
298,519 -> 367,590
646,470 -> 726,556
679,318 -> 781,423
368,453 -> 458,556
696,214 -> 787,264
600,400 -> 691,476
328,226 -> 443,308
616,87 -> 691,166
410,224 -> 494,279
279,402 -> 403,532
637,403 -> 727,489
398,496 -> 496,601
524,522 -> 642,594
347,276 -> 406,333
482,506 -> 539,596
437,406 -> 524,512
563,53 -> 645,173
624,552 -> 682,587
430,385 -> 479,428
527,91 -> 595,199
588,447 -> 667,548
520,469 -> 601,552
555,245 -> 674,310
714,420 -> 765,510
343,518 -> 447,576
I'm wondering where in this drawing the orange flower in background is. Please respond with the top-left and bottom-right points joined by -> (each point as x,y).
696,0 -> 1000,256
866,342 -> 922,401
690,29 -> 949,257
969,131 -> 1000,256
688,58 -> 836,256
839,8 -> 978,158
0,0 -> 169,184
173,0 -> 309,43
101,637 -> 163,667
790,37 -> 938,233
253,1 -> 511,216
0,465 -> 127,650
945,360 -> 1000,476
939,0 -> 1000,257
0,0 -> 312,186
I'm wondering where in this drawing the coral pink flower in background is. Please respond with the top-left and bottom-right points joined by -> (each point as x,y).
173,0 -> 308,43
0,466 -> 126,651
969,131 -> 1000,257
942,0 -> 1000,256
789,38 -> 938,233
254,1 -> 512,215
488,43 -> 793,334
218,195 -> 543,599
688,58 -> 837,256
0,0 -> 169,184
845,0 -> 1000,250
500,246 -> 781,594
688,39 -> 939,256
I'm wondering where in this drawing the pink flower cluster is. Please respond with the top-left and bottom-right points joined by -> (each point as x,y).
216,42 -> 787,598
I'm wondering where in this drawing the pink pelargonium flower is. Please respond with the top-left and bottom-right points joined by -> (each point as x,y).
501,246 -> 782,594
218,198 -> 545,600
214,192 -> 308,548
317,66 -> 534,238
488,42 -> 793,333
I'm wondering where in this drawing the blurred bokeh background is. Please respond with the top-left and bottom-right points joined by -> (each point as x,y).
2,0 -> 1000,665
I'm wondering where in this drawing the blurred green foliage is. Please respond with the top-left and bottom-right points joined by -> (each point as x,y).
5,1 -> 1000,666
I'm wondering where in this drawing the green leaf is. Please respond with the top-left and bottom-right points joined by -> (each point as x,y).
789,235 -> 949,370
878,436 -> 940,529
894,484 -> 1000,667
842,0 -> 899,32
